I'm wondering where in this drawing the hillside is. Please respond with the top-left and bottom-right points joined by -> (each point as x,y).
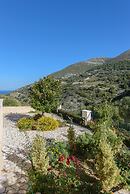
10,84 -> 31,105
51,50 -> 130,79
9,49 -> 130,112
113,49 -> 130,61
61,60 -> 130,111
51,57 -> 109,78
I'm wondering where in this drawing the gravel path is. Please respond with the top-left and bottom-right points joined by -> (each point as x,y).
0,113 -> 90,194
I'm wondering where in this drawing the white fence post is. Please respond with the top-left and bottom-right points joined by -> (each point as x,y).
0,99 -> 3,173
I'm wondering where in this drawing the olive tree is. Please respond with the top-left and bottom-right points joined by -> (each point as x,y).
29,76 -> 61,115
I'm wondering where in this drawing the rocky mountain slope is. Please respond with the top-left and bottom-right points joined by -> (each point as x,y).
113,49 -> 130,61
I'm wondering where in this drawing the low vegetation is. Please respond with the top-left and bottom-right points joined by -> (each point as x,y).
17,77 -> 62,131
27,104 -> 130,193
0,94 -> 21,106
17,116 -> 60,131
17,117 -> 35,131
8,60 -> 130,130
37,116 -> 59,131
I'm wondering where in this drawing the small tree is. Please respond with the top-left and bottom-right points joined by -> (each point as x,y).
93,114 -> 122,192
29,76 -> 61,115
95,137 -> 120,192
30,135 -> 49,174
67,126 -> 76,152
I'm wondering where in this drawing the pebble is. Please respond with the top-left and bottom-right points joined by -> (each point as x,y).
0,185 -> 5,193
0,176 -> 7,184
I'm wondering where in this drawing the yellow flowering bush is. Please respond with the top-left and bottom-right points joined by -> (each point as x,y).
17,117 -> 35,131
17,116 -> 60,131
37,116 -> 59,131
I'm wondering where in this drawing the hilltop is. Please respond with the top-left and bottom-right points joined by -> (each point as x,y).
51,49 -> 130,78
112,49 -> 130,61
51,57 -> 109,78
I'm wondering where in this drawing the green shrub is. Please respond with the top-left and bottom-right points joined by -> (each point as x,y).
95,138 -> 121,192
93,103 -> 122,128
58,109 -> 83,125
17,117 -> 35,131
93,122 -> 123,156
116,148 -> 130,188
29,76 -> 61,114
67,126 -> 76,152
37,116 -> 59,131
118,129 -> 130,148
17,116 -> 60,131
47,141 -> 69,167
106,128 -> 123,155
4,96 -> 21,106
30,135 -> 49,174
75,132 -> 94,159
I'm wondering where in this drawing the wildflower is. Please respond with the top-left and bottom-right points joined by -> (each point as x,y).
66,157 -> 71,165
70,155 -> 80,166
71,155 -> 76,162
58,155 -> 65,162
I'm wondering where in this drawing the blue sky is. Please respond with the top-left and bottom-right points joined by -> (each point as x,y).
0,0 -> 130,90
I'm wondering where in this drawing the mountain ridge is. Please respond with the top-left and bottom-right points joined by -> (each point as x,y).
51,49 -> 130,78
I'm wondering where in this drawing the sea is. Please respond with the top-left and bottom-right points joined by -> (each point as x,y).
0,90 -> 12,95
